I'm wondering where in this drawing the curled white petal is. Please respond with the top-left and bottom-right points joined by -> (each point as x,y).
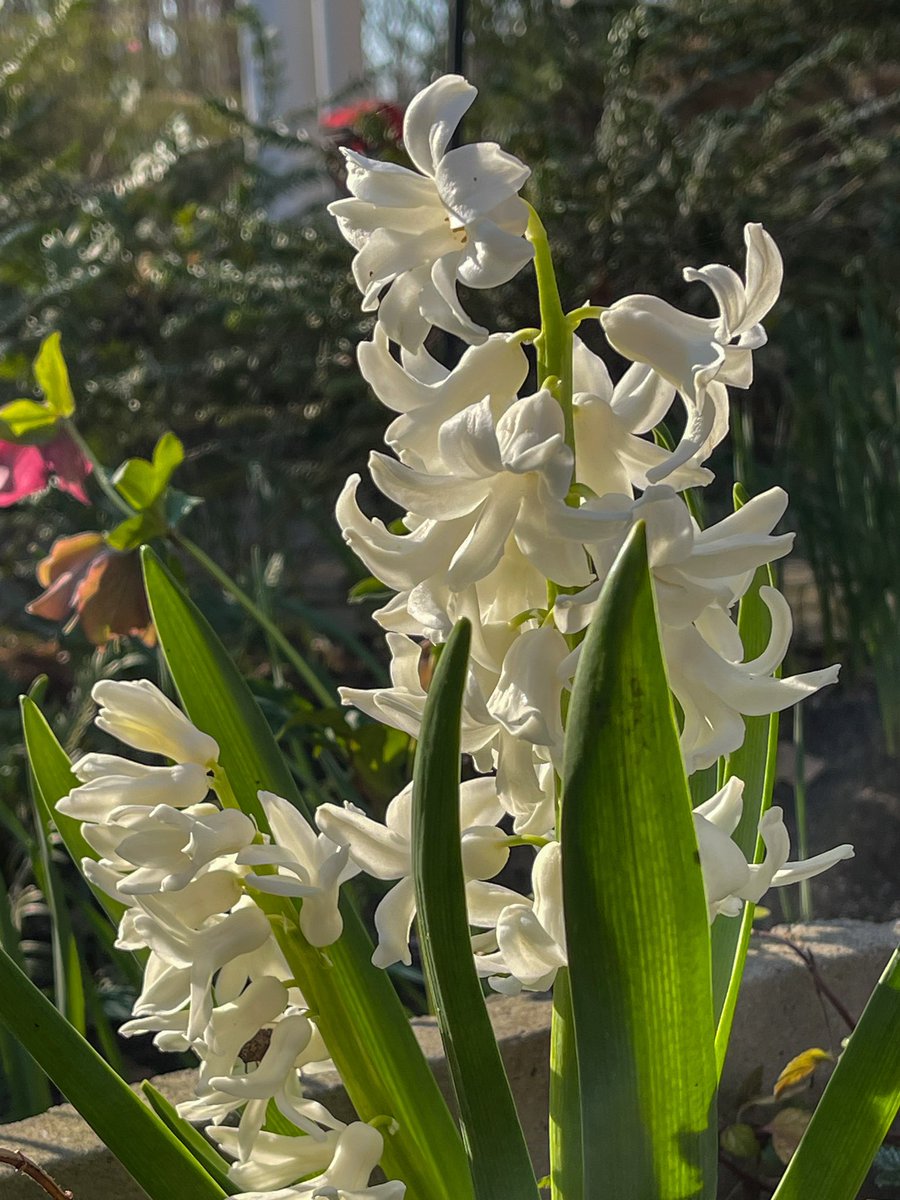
92,679 -> 219,766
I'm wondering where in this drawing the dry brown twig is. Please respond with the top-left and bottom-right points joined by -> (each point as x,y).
0,1149 -> 73,1200
752,929 -> 858,1034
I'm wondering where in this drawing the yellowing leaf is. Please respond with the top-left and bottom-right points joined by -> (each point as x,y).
0,397 -> 58,440
34,332 -> 75,418
773,1048 -> 834,1098
766,1107 -> 812,1164
113,431 -> 185,512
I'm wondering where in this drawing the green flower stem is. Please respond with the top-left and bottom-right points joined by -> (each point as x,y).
528,206 -> 583,1200
62,418 -> 135,520
793,703 -> 813,921
169,530 -> 335,708
511,327 -> 542,345
550,969 -> 583,1200
526,205 -> 574,453
566,305 -> 605,330
209,764 -> 240,810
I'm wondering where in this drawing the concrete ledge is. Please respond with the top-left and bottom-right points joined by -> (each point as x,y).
1,919 -> 896,1198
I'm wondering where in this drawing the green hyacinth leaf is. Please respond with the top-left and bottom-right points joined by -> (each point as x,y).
772,948 -> 900,1200
562,521 -> 718,1199
411,618 -> 540,1200
0,945 -> 227,1200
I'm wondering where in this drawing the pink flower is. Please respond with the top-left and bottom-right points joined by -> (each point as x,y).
0,433 -> 92,507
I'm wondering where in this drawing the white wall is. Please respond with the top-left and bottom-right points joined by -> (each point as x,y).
239,0 -> 363,124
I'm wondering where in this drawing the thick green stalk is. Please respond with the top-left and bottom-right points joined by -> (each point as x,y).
549,970 -> 582,1200
527,205 -> 574,451
528,204 -> 584,1197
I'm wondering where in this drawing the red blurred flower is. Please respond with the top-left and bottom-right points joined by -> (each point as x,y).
27,532 -> 155,647
320,99 -> 404,156
0,432 -> 92,507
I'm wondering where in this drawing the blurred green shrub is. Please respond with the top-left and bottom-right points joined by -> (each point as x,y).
0,0 -> 379,586
0,1 -> 387,1119
460,0 -> 897,328
781,300 -> 899,753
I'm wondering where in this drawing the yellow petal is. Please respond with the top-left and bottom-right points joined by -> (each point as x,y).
773,1047 -> 834,1098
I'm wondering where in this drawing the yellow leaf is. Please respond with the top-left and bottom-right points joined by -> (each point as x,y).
766,1107 -> 812,1164
773,1047 -> 834,1098
34,331 -> 75,418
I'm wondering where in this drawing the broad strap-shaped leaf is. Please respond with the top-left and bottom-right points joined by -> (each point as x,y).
562,522 -> 718,1200
411,619 -> 540,1200
141,547 -> 472,1200
27,755 -> 86,1033
713,483 -> 780,1066
0,945 -> 226,1200
142,1081 -> 239,1194
773,948 -> 900,1200
21,696 -> 130,931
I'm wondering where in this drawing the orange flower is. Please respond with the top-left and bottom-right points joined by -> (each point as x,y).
27,532 -> 155,647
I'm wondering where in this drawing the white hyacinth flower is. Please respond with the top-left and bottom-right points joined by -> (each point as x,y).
237,791 -> 359,948
131,896 -> 273,1041
339,632 -> 498,764
358,324 -> 529,470
231,1122 -> 405,1200
366,391 -> 590,592
495,734 -> 557,837
193,975 -> 289,1094
316,778 -> 518,969
600,223 -> 782,480
694,778 -> 853,921
555,485 -> 795,633
91,679 -> 219,766
373,577 -> 519,677
487,624 -> 570,767
208,1127 -> 340,1194
571,337 -> 713,496
476,842 -> 567,994
82,803 -> 256,895
666,589 -> 840,772
116,873 -> 248,1039
336,475 -> 474,597
59,755 -> 212,823
207,1010 -> 344,1156
329,74 -> 533,351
